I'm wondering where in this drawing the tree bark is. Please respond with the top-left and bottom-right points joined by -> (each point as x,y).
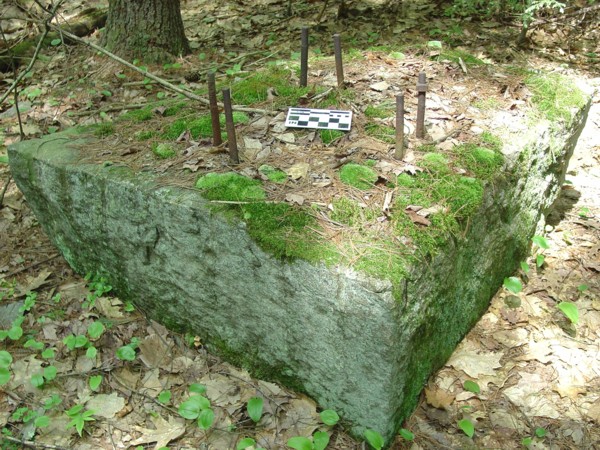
103,0 -> 189,63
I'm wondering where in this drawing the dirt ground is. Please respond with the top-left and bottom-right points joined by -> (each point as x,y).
1,0 -> 600,449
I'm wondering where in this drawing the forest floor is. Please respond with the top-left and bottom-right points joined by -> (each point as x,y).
1,0 -> 600,449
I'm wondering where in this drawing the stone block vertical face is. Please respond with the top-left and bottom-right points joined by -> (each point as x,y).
8,89 -> 591,443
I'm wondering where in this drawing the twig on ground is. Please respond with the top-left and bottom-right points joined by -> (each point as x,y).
0,436 -> 70,450
49,26 -> 274,116
424,122 -> 471,145
4,253 -> 60,278
0,175 -> 12,208
0,1 -> 64,105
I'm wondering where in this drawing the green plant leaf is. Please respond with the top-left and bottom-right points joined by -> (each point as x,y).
503,276 -> 523,294
8,326 -> 23,340
532,235 -> 550,249
69,416 -> 85,436
41,348 -> 55,359
313,431 -> 330,450
189,383 -> 206,394
31,373 -> 45,388
536,254 -> 545,268
364,429 -> 384,449
74,335 -> 89,348
198,408 -> 215,430
247,397 -> 263,423
43,365 -> 57,381
287,436 -> 312,450
86,346 -> 97,359
522,436 -> 533,446
179,401 -> 201,420
398,428 -> 414,441
43,394 -> 62,409
319,409 -> 340,426
50,38 -> 61,46
158,390 -> 172,404
179,396 -> 210,420
116,345 -> 136,361
577,284 -> 589,292
458,418 -> 474,438
557,302 -> 579,324
463,380 -> 480,394
237,437 -> 257,450
0,350 -> 12,368
89,375 -> 102,391
0,367 -> 11,385
34,415 -> 50,428
520,261 -> 530,274
535,427 -> 547,438
66,404 -> 84,416
87,321 -> 105,339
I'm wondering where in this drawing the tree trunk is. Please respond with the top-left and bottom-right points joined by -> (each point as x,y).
103,0 -> 189,63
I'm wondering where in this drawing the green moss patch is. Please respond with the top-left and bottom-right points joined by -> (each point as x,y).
454,142 -> 503,179
330,198 -> 378,227
195,172 -> 265,201
92,122 -> 115,138
526,73 -> 586,123
195,173 -> 336,262
231,67 -> 313,107
259,165 -> 287,183
339,164 -> 378,190
152,143 -> 176,159
320,129 -> 345,145
365,123 -> 395,143
421,152 -> 450,174
440,49 -> 486,66
364,105 -> 393,119
164,112 -> 249,140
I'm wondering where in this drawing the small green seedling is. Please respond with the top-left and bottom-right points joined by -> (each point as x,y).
364,429 -> 384,449
89,375 -> 102,391
463,380 -> 481,394
158,390 -> 172,404
287,432 -> 330,450
458,418 -> 474,438
398,428 -> 414,441
319,409 -> 339,426
237,437 -> 265,450
66,404 -> 96,437
0,350 -> 12,386
247,397 -> 264,423
503,276 -> 523,294
557,302 -> 579,325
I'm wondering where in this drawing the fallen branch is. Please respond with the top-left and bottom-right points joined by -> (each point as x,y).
49,26 -> 274,116
0,436 -> 69,450
0,174 -> 12,208
424,122 -> 471,146
0,1 -> 64,105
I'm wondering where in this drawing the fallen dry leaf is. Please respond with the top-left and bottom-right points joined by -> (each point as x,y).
130,414 -> 185,450
86,393 -> 125,419
424,386 -> 455,409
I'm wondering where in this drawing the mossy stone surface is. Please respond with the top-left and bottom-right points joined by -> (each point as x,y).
7,77 -> 593,446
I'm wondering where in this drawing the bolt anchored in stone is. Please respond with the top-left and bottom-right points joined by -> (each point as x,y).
395,93 -> 405,160
207,72 -> 222,147
222,88 -> 239,164
333,33 -> 344,88
416,71 -> 427,139
300,27 -> 309,88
